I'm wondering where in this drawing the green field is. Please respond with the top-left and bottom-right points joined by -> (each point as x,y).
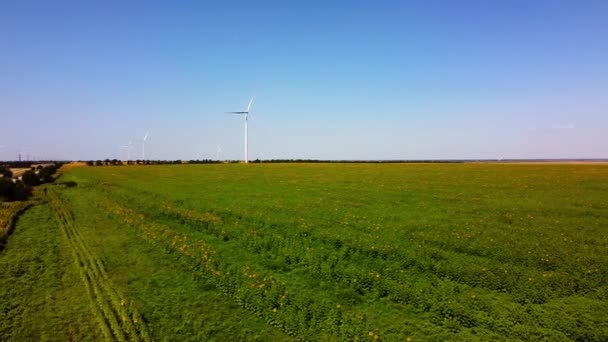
2,163 -> 607,341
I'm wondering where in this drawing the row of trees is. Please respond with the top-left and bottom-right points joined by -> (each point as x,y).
0,167 -> 12,178
0,179 -> 29,202
84,159 -> 466,166
85,159 -> 230,166
0,161 -> 59,168
85,159 -> 189,166
253,159 -> 466,163
0,164 -> 61,202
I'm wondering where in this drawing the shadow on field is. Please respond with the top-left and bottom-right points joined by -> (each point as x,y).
56,181 -> 78,188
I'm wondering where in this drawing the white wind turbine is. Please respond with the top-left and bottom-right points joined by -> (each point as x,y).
141,132 -> 149,160
118,145 -> 125,160
216,144 -> 222,161
127,141 -> 133,160
226,97 -> 254,163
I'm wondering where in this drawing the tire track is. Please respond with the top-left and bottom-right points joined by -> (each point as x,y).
48,189 -> 151,342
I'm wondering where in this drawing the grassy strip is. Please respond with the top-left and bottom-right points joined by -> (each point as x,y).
47,188 -> 151,341
0,204 -> 101,340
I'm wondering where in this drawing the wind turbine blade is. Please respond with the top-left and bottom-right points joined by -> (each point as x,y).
225,111 -> 247,114
246,96 -> 254,112
143,132 -> 149,141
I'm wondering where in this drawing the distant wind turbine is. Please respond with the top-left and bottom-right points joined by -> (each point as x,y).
226,97 -> 254,163
141,132 -> 149,160
216,144 -> 222,161
127,141 -> 133,160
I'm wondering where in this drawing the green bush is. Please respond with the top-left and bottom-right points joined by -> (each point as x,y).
0,167 -> 12,178
0,178 -> 30,202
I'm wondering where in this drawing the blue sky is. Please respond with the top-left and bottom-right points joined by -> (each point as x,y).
1,1 -> 607,161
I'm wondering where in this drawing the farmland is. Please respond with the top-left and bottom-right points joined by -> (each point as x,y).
2,163 -> 607,341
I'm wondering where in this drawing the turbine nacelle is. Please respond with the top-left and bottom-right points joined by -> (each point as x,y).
225,96 -> 254,115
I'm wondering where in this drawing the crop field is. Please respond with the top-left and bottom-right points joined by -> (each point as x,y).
1,163 -> 607,341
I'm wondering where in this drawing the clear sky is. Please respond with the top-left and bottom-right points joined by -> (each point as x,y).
1,1 -> 607,161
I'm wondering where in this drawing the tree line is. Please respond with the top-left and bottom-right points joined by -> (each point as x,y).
85,159 -> 231,166
0,164 -> 61,202
84,159 -> 466,166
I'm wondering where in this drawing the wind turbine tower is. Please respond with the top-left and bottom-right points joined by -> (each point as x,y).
226,97 -> 254,163
127,141 -> 133,161
216,144 -> 222,161
142,132 -> 149,160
